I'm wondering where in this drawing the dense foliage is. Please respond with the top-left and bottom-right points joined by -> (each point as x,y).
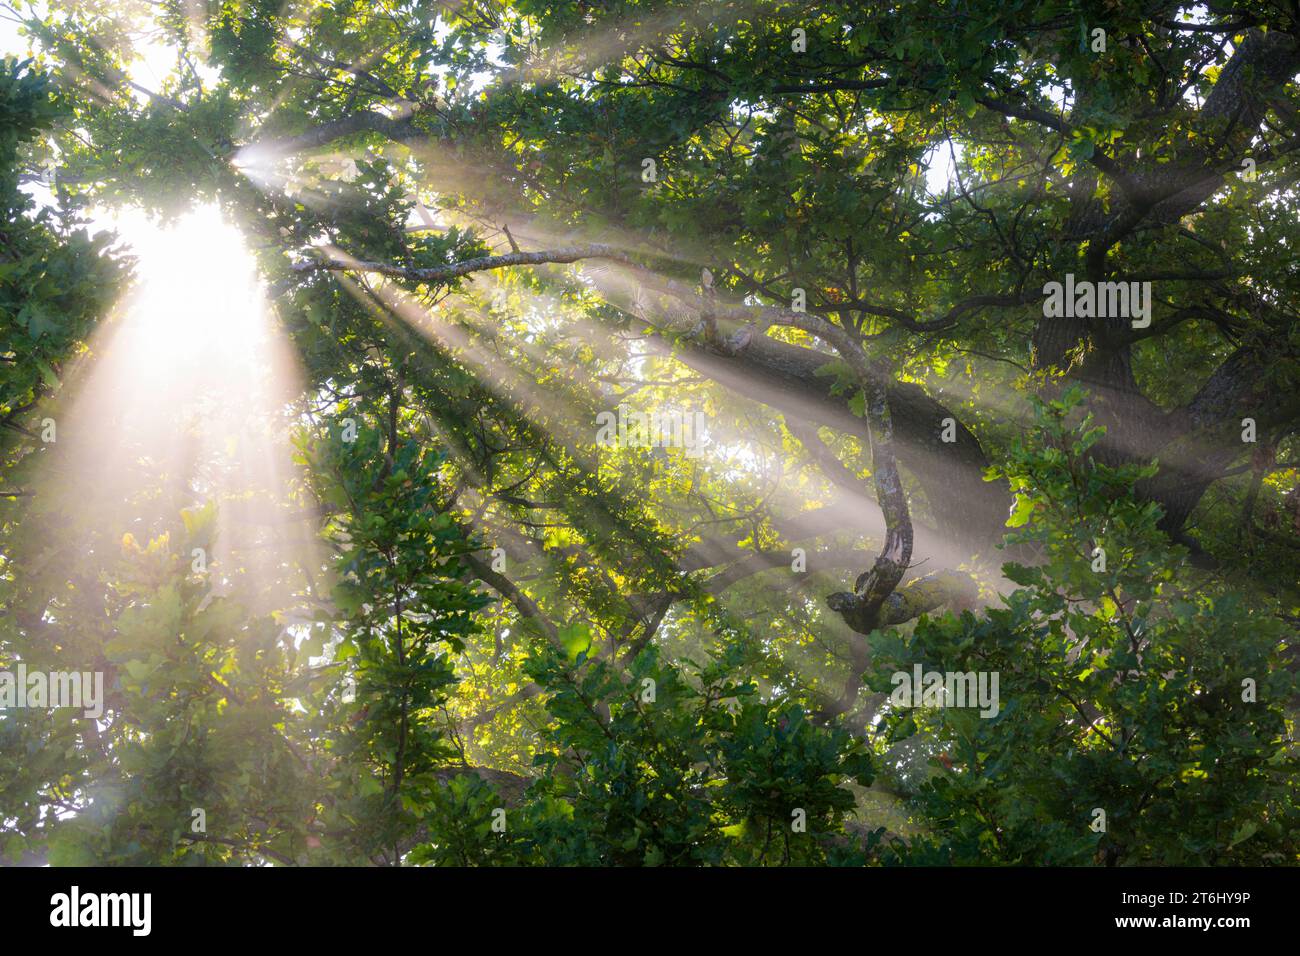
1,1 -> 1297,866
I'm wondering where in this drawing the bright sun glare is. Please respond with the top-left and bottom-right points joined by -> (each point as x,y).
40,204 -> 318,610
113,205 -> 266,375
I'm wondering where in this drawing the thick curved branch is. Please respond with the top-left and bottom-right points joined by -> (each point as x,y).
816,291 -> 1036,334
463,551 -> 558,643
292,243 -> 636,285
243,110 -> 420,160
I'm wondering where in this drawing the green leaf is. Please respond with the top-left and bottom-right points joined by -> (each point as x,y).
1005,495 -> 1035,528
559,622 -> 593,662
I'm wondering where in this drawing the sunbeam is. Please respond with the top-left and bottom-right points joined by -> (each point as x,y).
37,205 -> 319,614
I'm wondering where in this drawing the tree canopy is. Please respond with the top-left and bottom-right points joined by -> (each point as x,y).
1,0 -> 1298,866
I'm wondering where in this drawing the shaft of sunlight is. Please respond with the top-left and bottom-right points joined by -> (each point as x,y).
40,205 -> 320,614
